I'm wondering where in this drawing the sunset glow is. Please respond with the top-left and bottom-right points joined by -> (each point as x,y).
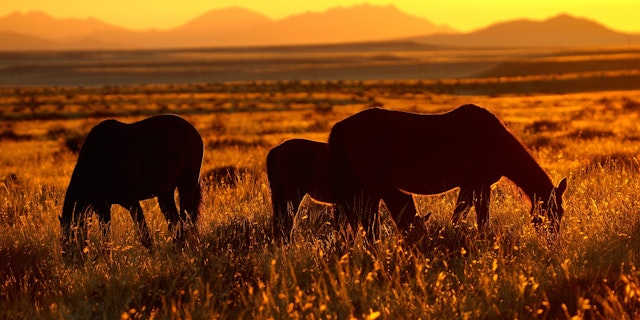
1,0 -> 638,32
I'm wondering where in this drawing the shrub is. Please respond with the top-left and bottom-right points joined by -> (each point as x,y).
63,131 -> 85,153
526,135 -> 566,151
209,116 -> 227,135
313,102 -> 333,115
524,120 -> 565,134
566,128 -> 615,140
622,97 -> 640,112
46,125 -> 71,140
0,128 -> 21,141
307,119 -> 330,132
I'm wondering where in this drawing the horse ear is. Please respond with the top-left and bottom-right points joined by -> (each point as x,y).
556,178 -> 567,196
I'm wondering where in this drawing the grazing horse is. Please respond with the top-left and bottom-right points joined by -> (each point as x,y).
328,105 -> 567,236
60,114 -> 204,258
267,139 -> 426,243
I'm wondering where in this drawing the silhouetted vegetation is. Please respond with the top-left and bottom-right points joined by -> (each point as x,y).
2,83 -> 640,318
62,132 -> 84,153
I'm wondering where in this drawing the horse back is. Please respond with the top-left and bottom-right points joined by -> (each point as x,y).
329,106 -> 511,194
73,114 -> 203,202
127,114 -> 203,193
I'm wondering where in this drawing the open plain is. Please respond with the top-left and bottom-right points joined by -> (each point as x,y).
2,44 -> 640,318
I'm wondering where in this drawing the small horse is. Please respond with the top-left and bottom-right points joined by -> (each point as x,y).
328,105 -> 567,236
60,114 -> 204,258
267,138 -> 426,243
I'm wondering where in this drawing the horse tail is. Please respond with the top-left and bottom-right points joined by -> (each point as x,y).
266,147 -> 279,213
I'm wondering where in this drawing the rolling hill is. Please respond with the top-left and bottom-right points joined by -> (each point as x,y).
0,30 -> 59,51
0,10 -> 125,41
0,4 -> 454,50
1,6 -> 638,51
232,4 -> 454,46
414,14 -> 639,47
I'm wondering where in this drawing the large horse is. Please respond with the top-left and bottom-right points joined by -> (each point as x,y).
267,139 -> 426,243
60,114 -> 204,258
328,105 -> 567,236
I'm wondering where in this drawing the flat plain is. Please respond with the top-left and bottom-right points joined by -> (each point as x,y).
2,45 -> 640,319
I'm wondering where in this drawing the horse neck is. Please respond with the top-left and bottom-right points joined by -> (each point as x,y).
503,137 -> 554,203
61,164 -> 93,223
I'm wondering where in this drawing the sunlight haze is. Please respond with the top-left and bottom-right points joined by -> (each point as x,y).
1,0 -> 637,32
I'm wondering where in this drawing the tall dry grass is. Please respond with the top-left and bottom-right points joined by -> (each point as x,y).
1,84 -> 640,318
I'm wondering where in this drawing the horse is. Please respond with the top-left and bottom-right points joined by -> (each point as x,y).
60,114 -> 204,259
328,105 -> 567,237
266,138 -> 427,244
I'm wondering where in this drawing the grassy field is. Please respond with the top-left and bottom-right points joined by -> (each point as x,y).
2,81 -> 640,319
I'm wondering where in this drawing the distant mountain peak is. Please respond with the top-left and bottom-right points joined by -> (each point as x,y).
173,6 -> 271,33
237,3 -> 455,46
544,13 -> 599,24
291,3 -> 419,20
0,9 -> 123,41
486,13 -> 608,30
414,13 -> 635,47
547,13 -> 575,20
324,3 -> 399,12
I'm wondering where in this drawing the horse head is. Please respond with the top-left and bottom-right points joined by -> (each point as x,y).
59,197 -> 91,260
532,178 -> 567,234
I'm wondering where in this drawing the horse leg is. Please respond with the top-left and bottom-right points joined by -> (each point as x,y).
272,193 -> 302,244
452,187 -> 473,224
381,188 -> 419,233
177,179 -> 202,244
128,202 -> 153,250
158,189 -> 184,244
358,191 -> 382,243
474,185 -> 491,229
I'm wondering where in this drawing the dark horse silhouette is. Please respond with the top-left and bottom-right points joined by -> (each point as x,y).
328,105 -> 567,237
60,114 -> 204,258
267,138 -> 427,243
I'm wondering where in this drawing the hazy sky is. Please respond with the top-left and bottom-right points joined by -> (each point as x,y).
2,0 -> 638,32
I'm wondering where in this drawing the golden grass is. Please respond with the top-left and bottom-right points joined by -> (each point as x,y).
1,83 -> 640,318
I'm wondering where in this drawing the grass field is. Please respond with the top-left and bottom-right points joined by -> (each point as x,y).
2,81 -> 640,319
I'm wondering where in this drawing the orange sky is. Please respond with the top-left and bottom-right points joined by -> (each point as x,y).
1,0 -> 638,33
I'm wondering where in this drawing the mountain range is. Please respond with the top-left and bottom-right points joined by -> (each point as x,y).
0,4 -> 638,51
414,14 -> 637,47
